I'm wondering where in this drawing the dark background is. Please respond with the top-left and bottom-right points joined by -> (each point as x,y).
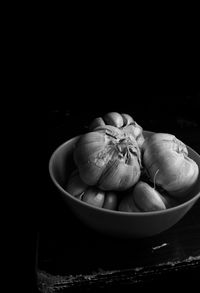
48,95 -> 200,156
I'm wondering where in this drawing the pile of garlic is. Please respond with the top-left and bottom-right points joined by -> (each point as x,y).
65,112 -> 199,212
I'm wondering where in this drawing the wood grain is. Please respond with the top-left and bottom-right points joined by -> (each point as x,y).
37,256 -> 200,291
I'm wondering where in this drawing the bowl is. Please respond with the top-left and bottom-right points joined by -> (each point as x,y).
49,131 -> 200,238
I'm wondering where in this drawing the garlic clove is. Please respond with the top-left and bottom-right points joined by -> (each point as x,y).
89,117 -> 106,131
133,181 -> 166,211
165,156 -> 199,197
103,112 -> 124,128
82,188 -> 105,208
103,192 -> 118,210
121,113 -> 134,126
118,193 -> 141,212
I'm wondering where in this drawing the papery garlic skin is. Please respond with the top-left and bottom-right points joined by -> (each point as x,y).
89,112 -> 145,148
123,123 -> 145,148
74,125 -> 142,191
142,133 -> 199,197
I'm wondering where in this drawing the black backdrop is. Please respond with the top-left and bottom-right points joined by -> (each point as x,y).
48,95 -> 200,150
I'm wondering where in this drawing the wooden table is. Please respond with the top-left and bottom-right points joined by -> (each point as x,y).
40,105 -> 200,292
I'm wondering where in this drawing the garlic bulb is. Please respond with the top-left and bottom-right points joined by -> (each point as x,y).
74,125 -> 142,191
142,133 -> 199,197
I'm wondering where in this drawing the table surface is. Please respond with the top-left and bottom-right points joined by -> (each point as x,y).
40,101 -> 200,292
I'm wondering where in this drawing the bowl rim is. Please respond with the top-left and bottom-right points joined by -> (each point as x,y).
49,131 -> 200,217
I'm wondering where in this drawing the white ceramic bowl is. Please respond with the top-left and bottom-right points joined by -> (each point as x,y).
49,131 -> 200,238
